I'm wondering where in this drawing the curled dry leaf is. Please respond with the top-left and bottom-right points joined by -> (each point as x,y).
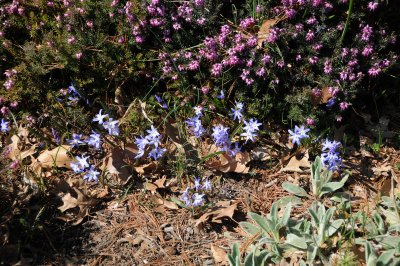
280,151 -> 311,173
58,186 -> 100,225
210,244 -> 228,265
195,202 -> 238,228
257,18 -> 279,48
310,86 -> 332,106
201,139 -> 250,173
30,145 -> 73,175
101,144 -> 137,182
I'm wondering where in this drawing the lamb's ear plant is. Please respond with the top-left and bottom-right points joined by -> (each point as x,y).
238,202 -> 293,264
285,202 -> 345,265
282,156 -> 349,199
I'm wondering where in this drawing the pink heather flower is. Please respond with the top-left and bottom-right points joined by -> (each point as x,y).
197,18 -> 206,25
348,59 -> 358,67
295,24 -> 304,32
67,36 -> 76,44
47,1 -> 55,7
296,54 -> 302,61
201,87 -> 209,94
305,30 -> 315,42
362,45 -> 373,57
262,54 -> 271,65
256,67 -> 266,77
308,56 -> 318,65
111,0 -> 119,7
306,16 -> 317,25
247,36 -> 257,47
380,59 -> 390,68
329,87 -> 340,97
194,0 -> 205,7
368,66 -> 381,77
313,43 -> 323,51
150,18 -> 164,27
10,160 -> 19,170
336,115 -> 343,122
324,60 -> 332,74
267,28 -> 279,43
285,8 -> 296,19
3,79 -> 14,90
135,36 -> 144,43
277,60 -> 285,68
173,23 -> 181,30
340,102 -> 349,111
86,21 -> 94,28
341,48 -> 349,58
211,63 -> 223,76
340,69 -> 348,81
239,17 -> 255,29
306,118 -> 315,126
118,37 -> 125,43
187,60 -> 200,71
351,48 -> 359,57
361,24 -> 373,41
312,88 -> 322,97
368,1 -> 378,11
1,107 -> 9,116
75,52 -> 83,59
10,101 -> 18,108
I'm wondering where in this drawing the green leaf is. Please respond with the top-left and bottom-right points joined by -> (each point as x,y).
248,213 -> 271,234
244,251 -> 254,266
170,197 -> 187,208
320,181 -> 346,196
282,182 -> 308,197
376,249 -> 395,266
280,203 -> 292,227
306,244 -> 318,264
365,241 -> 377,266
228,242 -> 241,266
276,196 -> 303,207
328,219 -> 343,236
240,222 -> 261,236
286,234 -> 308,250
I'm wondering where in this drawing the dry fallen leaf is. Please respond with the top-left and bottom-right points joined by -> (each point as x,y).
58,186 -> 100,225
257,18 -> 279,48
155,197 -> 179,210
310,86 -> 332,105
101,146 -> 134,181
31,145 -> 73,175
372,163 -> 392,176
210,244 -> 228,265
195,202 -> 238,227
202,140 -> 250,173
280,151 -> 311,173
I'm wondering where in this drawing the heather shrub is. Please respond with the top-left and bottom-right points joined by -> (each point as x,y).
0,0 -> 399,126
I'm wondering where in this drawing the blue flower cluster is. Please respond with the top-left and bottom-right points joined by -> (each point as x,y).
321,139 -> 342,171
93,109 -> 119,136
155,95 -> 168,109
1,118 -> 9,133
134,125 -> 166,160
180,177 -> 212,207
66,108 -> 121,183
70,154 -> 100,182
288,125 -> 310,146
241,118 -> 262,143
185,106 -> 206,138
212,124 -> 241,157
231,101 -> 244,121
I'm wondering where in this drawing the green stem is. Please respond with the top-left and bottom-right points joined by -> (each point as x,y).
340,0 -> 354,45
